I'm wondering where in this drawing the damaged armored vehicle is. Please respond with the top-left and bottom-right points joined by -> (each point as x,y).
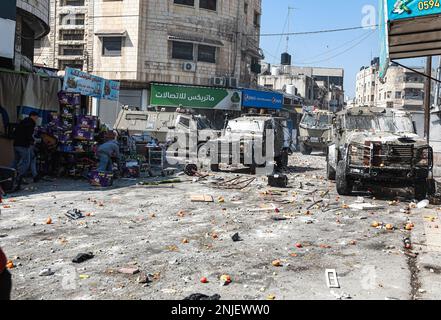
299,110 -> 333,154
114,108 -> 215,144
327,107 -> 433,200
206,115 -> 290,174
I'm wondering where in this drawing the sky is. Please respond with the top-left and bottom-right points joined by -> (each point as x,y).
259,0 -> 431,98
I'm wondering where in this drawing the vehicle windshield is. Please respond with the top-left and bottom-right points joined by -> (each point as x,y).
345,115 -> 378,131
393,115 -> 415,133
301,113 -> 331,129
345,114 -> 415,133
226,120 -> 263,133
197,117 -> 212,130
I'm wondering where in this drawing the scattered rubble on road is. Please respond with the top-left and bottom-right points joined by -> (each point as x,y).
1,153 -> 440,300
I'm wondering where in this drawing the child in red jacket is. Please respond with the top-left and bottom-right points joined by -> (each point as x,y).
0,247 -> 12,300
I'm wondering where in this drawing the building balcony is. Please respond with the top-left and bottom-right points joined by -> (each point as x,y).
402,82 -> 425,90
403,98 -> 424,105
57,55 -> 85,61
58,7 -> 87,15
58,40 -> 86,46
58,24 -> 86,30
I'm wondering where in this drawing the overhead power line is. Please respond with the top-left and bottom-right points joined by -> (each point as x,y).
295,30 -> 376,65
256,25 -> 379,37
295,30 -> 373,64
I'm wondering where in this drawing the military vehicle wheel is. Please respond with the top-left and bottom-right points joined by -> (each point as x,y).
210,163 -> 220,172
327,161 -> 336,181
300,143 -> 312,155
415,180 -> 429,201
336,160 -> 352,195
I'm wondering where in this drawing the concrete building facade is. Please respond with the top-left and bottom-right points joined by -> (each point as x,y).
355,59 -> 429,111
34,0 -> 93,72
34,0 -> 262,88
355,58 -> 437,137
258,65 -> 345,111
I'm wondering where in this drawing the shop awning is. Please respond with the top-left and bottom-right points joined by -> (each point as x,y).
389,14 -> 441,59
379,0 -> 441,79
95,30 -> 128,37
167,33 -> 224,47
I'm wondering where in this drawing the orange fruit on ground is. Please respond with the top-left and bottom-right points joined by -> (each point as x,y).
272,259 -> 282,267
6,260 -> 14,269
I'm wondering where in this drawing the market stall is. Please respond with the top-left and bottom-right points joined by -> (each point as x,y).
28,68 -> 137,186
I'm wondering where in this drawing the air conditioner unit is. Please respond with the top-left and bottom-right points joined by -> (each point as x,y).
183,62 -> 196,72
225,77 -> 238,88
211,77 -> 226,87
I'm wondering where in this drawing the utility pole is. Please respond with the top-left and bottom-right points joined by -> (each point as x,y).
424,56 -> 432,144
285,7 -> 295,54
435,56 -> 441,111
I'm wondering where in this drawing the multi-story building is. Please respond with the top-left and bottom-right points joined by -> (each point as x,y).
355,58 -> 437,136
35,0 -> 263,104
0,0 -> 50,71
34,0 -> 93,71
258,65 -> 345,111
355,58 -> 436,111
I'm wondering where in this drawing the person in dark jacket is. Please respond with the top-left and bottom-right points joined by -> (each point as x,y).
11,112 -> 38,187
0,247 -> 12,300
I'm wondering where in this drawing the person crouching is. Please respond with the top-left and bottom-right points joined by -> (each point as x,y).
97,132 -> 120,172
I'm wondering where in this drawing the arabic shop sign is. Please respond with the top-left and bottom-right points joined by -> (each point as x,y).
242,89 -> 283,110
150,84 -> 242,110
388,0 -> 441,20
62,67 -> 120,101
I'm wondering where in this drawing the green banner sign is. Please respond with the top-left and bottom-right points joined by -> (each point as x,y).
150,84 -> 241,110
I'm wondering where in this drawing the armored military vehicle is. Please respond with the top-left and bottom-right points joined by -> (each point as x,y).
326,107 -> 433,200
299,110 -> 333,154
207,115 -> 290,174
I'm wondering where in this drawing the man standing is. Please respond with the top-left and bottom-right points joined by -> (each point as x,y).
12,112 -> 38,187
0,247 -> 12,300
97,132 -> 120,172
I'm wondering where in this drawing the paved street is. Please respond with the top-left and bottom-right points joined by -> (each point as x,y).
1,152 -> 441,300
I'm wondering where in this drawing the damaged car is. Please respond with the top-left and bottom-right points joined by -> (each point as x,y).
327,107 -> 434,200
